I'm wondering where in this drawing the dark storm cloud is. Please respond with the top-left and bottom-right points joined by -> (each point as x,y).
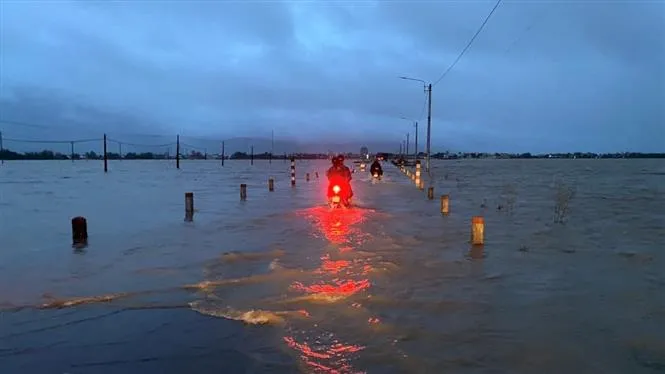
1,0 -> 663,153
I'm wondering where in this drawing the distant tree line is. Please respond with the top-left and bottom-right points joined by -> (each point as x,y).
0,148 -> 329,160
430,152 -> 665,159
3,147 -> 663,161
229,152 -> 329,160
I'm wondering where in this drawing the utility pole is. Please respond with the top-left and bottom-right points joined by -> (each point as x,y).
399,76 -> 431,169
176,135 -> 180,169
103,134 -> 108,172
0,130 -> 4,164
270,129 -> 274,164
414,121 -> 418,160
70,141 -> 74,162
406,133 -> 410,158
426,83 -> 432,173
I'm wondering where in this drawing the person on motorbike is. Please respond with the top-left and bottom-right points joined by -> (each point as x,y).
370,158 -> 383,177
326,155 -> 353,200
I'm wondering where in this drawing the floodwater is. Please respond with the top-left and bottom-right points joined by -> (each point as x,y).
0,158 -> 663,374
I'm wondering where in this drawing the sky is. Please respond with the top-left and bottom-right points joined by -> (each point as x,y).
1,0 -> 664,154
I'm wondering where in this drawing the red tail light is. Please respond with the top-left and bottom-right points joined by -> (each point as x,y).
332,185 -> 341,194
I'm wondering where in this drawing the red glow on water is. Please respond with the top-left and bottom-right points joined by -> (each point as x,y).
291,206 -> 373,299
285,206 -> 373,373
320,258 -> 351,274
290,279 -> 370,297
298,206 -> 366,245
283,336 -> 366,374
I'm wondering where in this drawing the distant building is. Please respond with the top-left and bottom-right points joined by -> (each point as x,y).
360,146 -> 369,160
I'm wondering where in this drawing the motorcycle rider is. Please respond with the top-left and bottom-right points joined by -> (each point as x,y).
326,155 -> 353,200
370,158 -> 383,178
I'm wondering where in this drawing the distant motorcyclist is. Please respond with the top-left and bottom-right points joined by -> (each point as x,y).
370,159 -> 383,177
326,155 -> 353,199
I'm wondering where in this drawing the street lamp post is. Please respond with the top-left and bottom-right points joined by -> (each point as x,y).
406,132 -> 409,157
413,122 -> 418,160
399,76 -> 432,173
400,116 -> 419,160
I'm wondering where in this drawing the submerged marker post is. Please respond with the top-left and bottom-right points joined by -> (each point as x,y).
184,192 -> 194,221
240,184 -> 247,201
268,178 -> 274,191
290,157 -> 296,187
440,195 -> 450,215
471,216 -> 485,245
71,216 -> 88,248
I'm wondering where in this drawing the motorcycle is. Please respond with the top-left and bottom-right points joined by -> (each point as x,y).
370,168 -> 383,180
327,178 -> 352,209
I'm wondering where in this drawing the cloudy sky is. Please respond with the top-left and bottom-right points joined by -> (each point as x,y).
1,0 -> 663,153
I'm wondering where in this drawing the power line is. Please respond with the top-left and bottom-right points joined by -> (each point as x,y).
106,138 -> 175,148
0,120 -> 49,129
0,119 -> 177,139
0,119 -> 265,143
432,0 -> 503,87
417,91 -> 429,121
3,137 -> 101,144
180,143 -> 208,152
0,119 -> 183,139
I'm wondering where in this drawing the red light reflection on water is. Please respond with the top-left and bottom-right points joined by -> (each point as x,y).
318,255 -> 371,276
298,206 -> 367,245
283,336 -> 366,374
320,256 -> 351,274
285,206 -> 374,373
290,279 -> 370,297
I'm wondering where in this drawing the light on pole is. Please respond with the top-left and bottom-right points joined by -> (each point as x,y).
400,116 -> 418,160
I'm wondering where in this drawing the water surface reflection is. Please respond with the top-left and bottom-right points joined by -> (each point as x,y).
285,206 -> 375,373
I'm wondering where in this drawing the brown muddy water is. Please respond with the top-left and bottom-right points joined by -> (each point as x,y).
0,159 -> 663,374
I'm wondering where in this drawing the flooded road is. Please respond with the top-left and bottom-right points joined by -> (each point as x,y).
1,159 -> 664,373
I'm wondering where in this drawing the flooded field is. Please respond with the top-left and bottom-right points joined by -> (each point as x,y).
1,158 -> 663,374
